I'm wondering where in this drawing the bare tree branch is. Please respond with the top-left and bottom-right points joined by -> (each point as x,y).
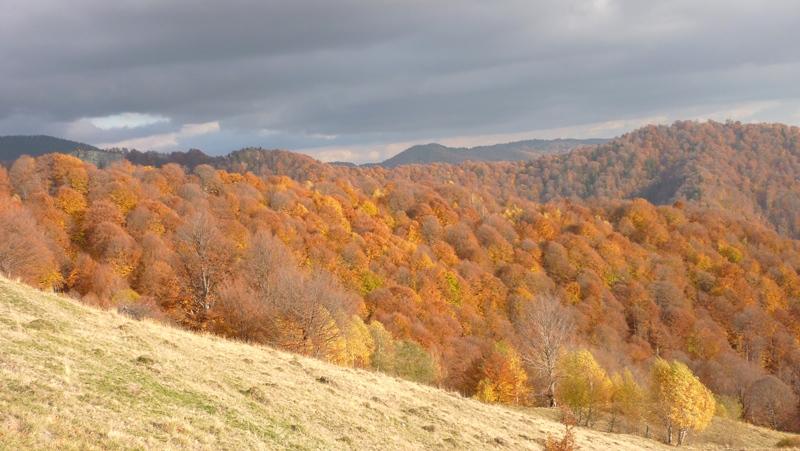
515,293 -> 573,407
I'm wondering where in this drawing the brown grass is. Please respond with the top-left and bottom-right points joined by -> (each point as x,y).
776,436 -> 800,448
0,276 -> 796,450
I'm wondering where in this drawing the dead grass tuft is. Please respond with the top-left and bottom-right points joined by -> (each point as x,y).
24,318 -> 55,331
241,386 -> 271,404
134,355 -> 156,366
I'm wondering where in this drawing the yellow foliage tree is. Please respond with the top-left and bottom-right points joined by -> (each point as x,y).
340,316 -> 375,368
474,341 -> 530,405
555,349 -> 612,426
359,199 -> 379,216
56,186 -> 87,218
760,276 -> 787,312
649,359 -> 715,445
48,154 -> 89,193
109,184 -> 138,214
609,369 -> 645,432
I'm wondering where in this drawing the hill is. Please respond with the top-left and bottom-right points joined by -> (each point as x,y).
2,276 -> 797,450
380,138 -> 608,167
116,147 -> 337,181
367,121 -> 800,238
112,122 -> 796,238
0,135 -> 100,163
2,149 -> 800,437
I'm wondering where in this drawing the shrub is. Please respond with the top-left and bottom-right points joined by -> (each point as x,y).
394,341 -> 438,385
545,408 -> 578,451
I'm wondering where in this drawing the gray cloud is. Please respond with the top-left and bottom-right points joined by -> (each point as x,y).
1,0 -> 799,160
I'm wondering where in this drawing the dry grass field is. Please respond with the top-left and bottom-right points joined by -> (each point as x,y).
0,276 -> 798,450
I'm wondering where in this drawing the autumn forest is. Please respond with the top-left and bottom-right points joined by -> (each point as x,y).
2,121 -> 800,444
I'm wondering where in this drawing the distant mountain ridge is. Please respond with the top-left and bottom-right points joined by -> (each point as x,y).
0,134 -> 608,171
0,135 -> 102,164
379,138 -> 609,167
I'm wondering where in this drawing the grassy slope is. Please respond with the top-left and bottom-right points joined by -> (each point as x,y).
0,277 -> 796,450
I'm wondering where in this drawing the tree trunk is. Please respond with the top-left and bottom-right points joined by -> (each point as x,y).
547,381 -> 557,407
666,424 -> 673,445
768,405 -> 778,429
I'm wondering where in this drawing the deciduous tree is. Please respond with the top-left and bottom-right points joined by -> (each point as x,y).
649,359 -> 715,445
609,369 -> 645,433
474,341 -> 530,405
515,293 -> 573,407
175,212 -> 234,323
0,204 -> 60,288
743,376 -> 798,430
556,349 -> 612,426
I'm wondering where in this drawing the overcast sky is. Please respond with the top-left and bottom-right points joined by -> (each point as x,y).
1,0 -> 799,162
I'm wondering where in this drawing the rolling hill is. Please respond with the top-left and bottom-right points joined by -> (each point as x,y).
1,276 -> 797,450
0,135 -> 125,168
379,138 -> 608,167
365,121 -> 800,238
112,121 -> 797,238
0,135 -> 100,162
57,137 -> 608,173
28,120 -> 797,240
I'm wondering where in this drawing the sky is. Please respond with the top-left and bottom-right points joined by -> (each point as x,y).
1,0 -> 799,163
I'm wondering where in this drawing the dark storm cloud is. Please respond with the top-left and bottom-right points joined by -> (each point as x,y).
1,0 -> 799,159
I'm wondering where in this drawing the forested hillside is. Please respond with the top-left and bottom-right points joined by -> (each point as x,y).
360,121 -> 800,238
0,135 -> 100,163
1,121 -> 800,441
67,121 -> 800,241
122,121 -> 799,238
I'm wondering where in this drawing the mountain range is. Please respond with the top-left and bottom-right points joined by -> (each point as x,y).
0,135 -> 607,168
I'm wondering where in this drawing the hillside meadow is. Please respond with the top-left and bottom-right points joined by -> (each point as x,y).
2,276 -> 799,450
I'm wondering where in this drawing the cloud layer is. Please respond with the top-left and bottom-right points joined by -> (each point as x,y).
1,0 -> 799,161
